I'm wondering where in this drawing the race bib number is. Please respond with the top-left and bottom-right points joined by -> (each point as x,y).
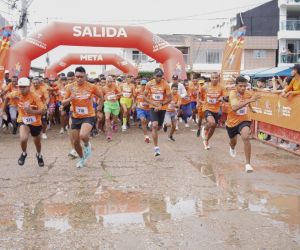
207,97 -> 217,104
107,94 -> 116,101
152,93 -> 163,101
60,90 -> 66,97
23,116 -> 36,125
76,107 -> 88,115
236,107 -> 248,116
168,103 -> 175,109
123,92 -> 131,98
140,102 -> 149,108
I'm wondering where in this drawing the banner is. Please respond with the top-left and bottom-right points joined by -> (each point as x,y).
220,26 -> 246,87
250,91 -> 300,132
0,26 -> 13,84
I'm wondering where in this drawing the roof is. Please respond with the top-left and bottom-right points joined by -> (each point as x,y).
249,66 -> 292,78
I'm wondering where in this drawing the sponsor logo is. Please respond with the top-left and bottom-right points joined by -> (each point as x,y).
73,26 -> 128,38
80,54 -> 103,61
152,34 -> 170,52
25,33 -> 47,49
282,106 -> 291,117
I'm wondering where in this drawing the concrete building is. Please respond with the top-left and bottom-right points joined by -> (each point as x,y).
278,0 -> 300,66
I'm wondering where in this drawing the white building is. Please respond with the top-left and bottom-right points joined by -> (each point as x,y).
278,0 -> 300,67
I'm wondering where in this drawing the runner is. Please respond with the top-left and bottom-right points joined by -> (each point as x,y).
189,77 -> 199,123
180,80 -> 192,128
163,83 -> 180,141
31,77 -> 50,139
62,66 -> 103,168
57,76 -> 69,134
226,76 -> 261,173
0,75 -> 19,134
196,79 -> 205,137
5,77 -> 45,167
120,75 -> 135,131
201,72 -> 225,150
143,68 -> 172,156
102,76 -> 121,141
135,79 -> 151,143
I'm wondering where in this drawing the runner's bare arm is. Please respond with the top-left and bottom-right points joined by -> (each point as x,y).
231,94 -> 261,112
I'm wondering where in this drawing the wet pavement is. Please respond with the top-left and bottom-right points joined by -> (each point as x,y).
0,124 -> 299,249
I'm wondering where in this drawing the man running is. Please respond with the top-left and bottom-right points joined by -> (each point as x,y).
5,77 -> 45,167
0,75 -> 19,134
102,76 -> 121,141
163,83 -> 180,141
120,75 -> 135,131
62,66 -> 103,168
201,72 -> 225,150
226,76 -> 261,173
143,68 -> 172,156
57,76 -> 69,134
31,77 -> 50,139
135,79 -> 151,143
189,77 -> 199,123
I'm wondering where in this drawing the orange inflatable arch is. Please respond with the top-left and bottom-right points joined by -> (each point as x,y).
8,22 -> 186,81
45,53 -> 138,78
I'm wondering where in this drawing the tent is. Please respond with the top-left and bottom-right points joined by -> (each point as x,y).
241,67 -> 271,77
253,66 -> 292,78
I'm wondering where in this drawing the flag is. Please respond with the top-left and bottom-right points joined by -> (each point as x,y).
0,26 -> 13,84
220,26 -> 246,87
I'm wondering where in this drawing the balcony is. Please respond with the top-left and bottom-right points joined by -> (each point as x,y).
279,53 -> 300,66
279,0 -> 300,7
278,20 -> 300,39
280,20 -> 300,30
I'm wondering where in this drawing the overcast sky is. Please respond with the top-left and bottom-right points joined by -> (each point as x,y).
1,0 -> 271,74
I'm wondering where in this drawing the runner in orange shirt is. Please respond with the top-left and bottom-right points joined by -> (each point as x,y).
143,68 -> 172,156
163,83 -> 181,141
226,76 -> 261,173
189,78 -> 199,123
0,75 -> 19,134
135,79 -> 151,143
57,76 -> 69,134
5,77 -> 46,167
119,75 -> 135,131
196,79 -> 205,137
31,77 -> 50,139
102,76 -> 121,141
201,73 -> 225,150
63,66 -> 103,168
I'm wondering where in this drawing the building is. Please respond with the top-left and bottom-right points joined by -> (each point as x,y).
232,0 -> 279,70
121,34 -> 226,75
278,0 -> 300,67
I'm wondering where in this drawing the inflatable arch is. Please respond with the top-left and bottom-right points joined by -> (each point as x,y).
8,22 -> 186,81
45,53 -> 138,78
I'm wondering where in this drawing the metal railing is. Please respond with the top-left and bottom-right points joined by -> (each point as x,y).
280,53 -> 300,63
280,20 -> 300,31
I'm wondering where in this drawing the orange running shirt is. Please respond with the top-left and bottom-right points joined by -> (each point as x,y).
102,83 -> 120,102
135,88 -> 150,110
226,90 -> 253,128
31,85 -> 49,108
7,91 -> 44,126
5,83 -> 18,106
189,82 -> 199,102
65,81 -> 102,118
167,93 -> 180,112
145,79 -> 171,110
202,84 -> 225,113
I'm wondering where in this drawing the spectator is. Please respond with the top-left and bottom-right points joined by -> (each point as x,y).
281,64 -> 300,97
256,78 -> 266,89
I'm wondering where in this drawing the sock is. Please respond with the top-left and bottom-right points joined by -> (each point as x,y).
123,117 -> 127,126
22,152 -> 27,156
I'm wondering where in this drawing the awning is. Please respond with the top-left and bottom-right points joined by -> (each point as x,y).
253,66 -> 292,78
241,67 -> 271,77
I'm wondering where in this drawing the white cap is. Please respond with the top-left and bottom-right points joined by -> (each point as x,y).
18,77 -> 30,86
4,70 -> 9,74
244,75 -> 251,82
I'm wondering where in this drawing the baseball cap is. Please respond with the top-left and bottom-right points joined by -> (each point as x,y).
141,79 -> 147,85
154,68 -> 164,77
4,70 -> 9,74
172,75 -> 179,80
18,77 -> 30,87
244,75 -> 251,82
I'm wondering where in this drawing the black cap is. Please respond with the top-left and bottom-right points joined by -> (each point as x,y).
154,68 -> 164,77
172,75 -> 179,80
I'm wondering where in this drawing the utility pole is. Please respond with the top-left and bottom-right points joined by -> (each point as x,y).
21,0 -> 28,37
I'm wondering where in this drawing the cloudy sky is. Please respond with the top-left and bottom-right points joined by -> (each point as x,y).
0,0 -> 270,74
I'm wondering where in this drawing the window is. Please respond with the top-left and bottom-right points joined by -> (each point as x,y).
206,50 -> 221,64
253,50 -> 266,59
132,50 -> 148,63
